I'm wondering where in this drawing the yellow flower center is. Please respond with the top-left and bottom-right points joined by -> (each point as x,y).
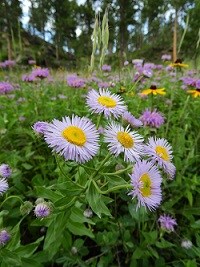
117,132 -> 134,148
155,146 -> 169,161
98,96 -> 117,108
62,126 -> 86,146
140,173 -> 152,197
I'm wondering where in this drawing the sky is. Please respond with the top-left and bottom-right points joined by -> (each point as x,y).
21,0 -> 88,38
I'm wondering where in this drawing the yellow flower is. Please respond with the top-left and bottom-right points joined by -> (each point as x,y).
187,89 -> 200,98
170,59 -> 188,68
141,85 -> 166,96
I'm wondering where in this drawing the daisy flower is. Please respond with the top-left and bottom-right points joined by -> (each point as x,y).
187,88 -> 200,98
145,137 -> 176,179
86,89 -> 127,118
128,160 -> 162,211
44,115 -> 100,163
0,178 -> 9,195
139,109 -> 165,128
158,214 -> 177,232
0,230 -> 11,246
104,122 -> 144,162
122,111 -> 143,128
141,85 -> 166,96
170,59 -> 188,68
34,202 -> 51,218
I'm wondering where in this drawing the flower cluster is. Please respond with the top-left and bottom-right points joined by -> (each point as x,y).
0,82 -> 14,94
37,88 -> 176,212
139,109 -> 165,128
67,74 -> 86,88
22,67 -> 50,82
101,64 -> 111,72
0,60 -> 16,68
0,164 -> 11,196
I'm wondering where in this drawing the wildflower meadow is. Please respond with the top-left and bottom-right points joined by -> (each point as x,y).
0,3 -> 200,266
0,55 -> 200,267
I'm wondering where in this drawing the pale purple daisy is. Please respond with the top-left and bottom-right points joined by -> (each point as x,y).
124,60 -> 129,66
31,67 -> 49,79
0,82 -> 14,94
0,164 -> 12,179
0,178 -> 9,195
128,160 -> 162,211
139,109 -> 165,128
104,122 -> 144,162
122,111 -> 143,128
101,64 -> 111,72
86,88 -> 127,118
44,115 -> 100,163
181,239 -> 192,249
161,54 -> 171,61
32,121 -> 49,134
67,74 -> 85,88
34,202 -> 51,218
145,137 -> 176,179
158,214 -> 177,231
0,230 -> 11,245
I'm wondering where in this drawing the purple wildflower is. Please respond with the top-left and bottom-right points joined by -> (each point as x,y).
104,122 -> 144,162
86,88 -> 127,118
34,202 -> 51,218
0,178 -> 9,195
122,111 -> 143,128
44,115 -> 100,163
181,239 -> 192,249
31,67 -> 49,79
67,74 -> 85,88
128,160 -> 162,211
98,82 -> 110,88
196,79 -> 200,89
161,54 -> 171,61
32,121 -> 49,135
22,73 -> 36,82
28,59 -> 36,65
158,214 -> 177,232
0,164 -> 12,179
144,137 -> 176,179
139,109 -> 165,128
0,82 -> 14,94
124,61 -> 129,66
101,64 -> 111,72
0,230 -> 11,245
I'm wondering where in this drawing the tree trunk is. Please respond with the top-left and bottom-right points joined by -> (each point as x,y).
173,9 -> 178,62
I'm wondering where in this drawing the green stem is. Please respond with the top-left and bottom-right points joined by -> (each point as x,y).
179,95 -> 190,121
0,196 -> 23,208
100,165 -> 132,176
127,75 -> 143,93
92,180 -> 132,195
96,113 -> 103,129
89,153 -> 112,181
55,155 -> 85,189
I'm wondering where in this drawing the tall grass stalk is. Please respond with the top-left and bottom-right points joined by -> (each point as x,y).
178,14 -> 189,54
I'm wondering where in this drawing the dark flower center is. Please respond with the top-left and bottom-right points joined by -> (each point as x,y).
175,58 -> 182,64
150,85 -> 157,90
196,89 -> 200,92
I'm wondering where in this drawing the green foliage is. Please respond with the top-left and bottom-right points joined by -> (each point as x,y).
0,58 -> 200,267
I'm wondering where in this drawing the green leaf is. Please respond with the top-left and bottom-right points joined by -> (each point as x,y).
55,181 -> 83,196
0,249 -> 21,266
44,211 -> 70,259
86,182 -> 112,218
70,206 -> 95,225
35,186 -> 64,202
21,163 -> 33,170
14,236 -> 44,258
66,219 -> 94,238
